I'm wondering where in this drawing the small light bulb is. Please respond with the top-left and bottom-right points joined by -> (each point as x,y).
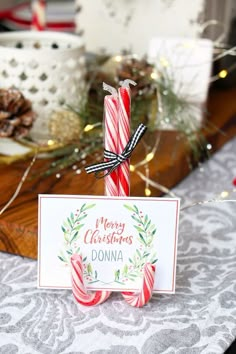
130,165 -> 135,172
206,143 -> 212,150
218,70 -> 228,79
220,191 -> 229,198
150,71 -> 158,80
164,117 -> 170,123
160,57 -> 169,67
84,124 -> 94,132
145,152 -> 154,162
47,139 -> 55,146
145,188 -> 151,196
114,55 -> 122,62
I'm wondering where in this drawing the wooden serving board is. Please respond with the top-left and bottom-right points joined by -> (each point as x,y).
0,88 -> 236,259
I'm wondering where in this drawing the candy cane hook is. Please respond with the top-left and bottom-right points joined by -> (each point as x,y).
71,254 -> 111,306
121,263 -> 155,307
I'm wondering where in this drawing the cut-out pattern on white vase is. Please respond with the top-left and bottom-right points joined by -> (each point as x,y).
0,31 -> 85,141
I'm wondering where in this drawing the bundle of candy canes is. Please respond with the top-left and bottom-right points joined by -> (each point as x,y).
70,80 -> 156,308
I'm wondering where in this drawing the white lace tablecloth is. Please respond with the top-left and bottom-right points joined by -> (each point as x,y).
0,138 -> 236,354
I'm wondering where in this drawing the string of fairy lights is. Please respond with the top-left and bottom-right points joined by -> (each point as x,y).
1,29 -> 236,214
79,119 -> 236,201
72,36 -> 236,198
199,19 -> 236,81
45,39 -> 236,198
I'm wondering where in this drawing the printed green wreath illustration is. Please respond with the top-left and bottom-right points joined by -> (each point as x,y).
58,202 -> 105,284
58,203 -> 158,286
113,204 -> 158,284
58,203 -> 95,264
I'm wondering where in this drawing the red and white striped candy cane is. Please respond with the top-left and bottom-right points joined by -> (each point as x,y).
72,81 -> 155,307
71,254 -> 111,306
118,80 -> 155,307
31,0 -> 46,31
117,80 -> 136,196
121,263 -> 155,307
103,83 -> 119,196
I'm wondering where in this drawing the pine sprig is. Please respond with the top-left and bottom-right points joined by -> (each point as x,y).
117,204 -> 158,283
124,204 -> 157,247
58,203 -> 95,264
28,55 -> 212,180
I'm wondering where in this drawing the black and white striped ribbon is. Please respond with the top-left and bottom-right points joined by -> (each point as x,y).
85,123 -> 147,178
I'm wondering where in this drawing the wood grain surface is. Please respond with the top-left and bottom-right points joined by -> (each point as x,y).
0,88 -> 236,259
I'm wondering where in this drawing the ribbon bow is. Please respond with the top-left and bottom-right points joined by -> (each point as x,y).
85,123 -> 147,178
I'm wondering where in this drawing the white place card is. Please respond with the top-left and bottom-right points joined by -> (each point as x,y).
148,37 -> 213,102
38,195 -> 180,294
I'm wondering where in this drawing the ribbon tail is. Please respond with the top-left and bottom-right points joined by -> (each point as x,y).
95,161 -> 121,179
85,160 -> 115,175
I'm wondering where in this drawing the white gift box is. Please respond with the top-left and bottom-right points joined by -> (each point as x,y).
0,31 -> 85,142
148,37 -> 213,129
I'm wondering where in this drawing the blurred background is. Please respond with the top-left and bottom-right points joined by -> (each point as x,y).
0,0 -> 235,87
0,0 -> 75,32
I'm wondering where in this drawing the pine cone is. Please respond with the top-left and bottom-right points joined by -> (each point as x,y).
0,89 -> 36,138
116,57 -> 156,98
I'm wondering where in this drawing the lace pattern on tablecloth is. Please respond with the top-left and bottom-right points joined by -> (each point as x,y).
0,138 -> 236,354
